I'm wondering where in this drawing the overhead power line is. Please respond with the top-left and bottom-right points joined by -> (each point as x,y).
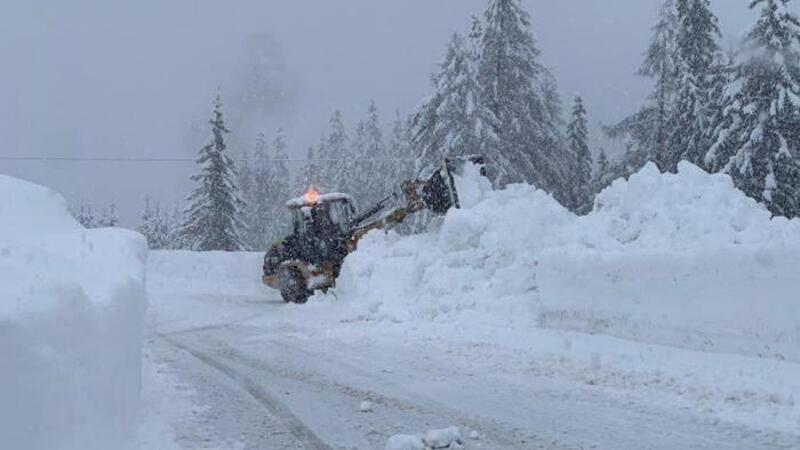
0,156 -> 416,163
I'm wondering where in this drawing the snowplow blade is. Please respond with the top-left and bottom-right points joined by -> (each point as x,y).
421,155 -> 486,215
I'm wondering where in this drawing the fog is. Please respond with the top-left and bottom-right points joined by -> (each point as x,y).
0,0 -> 761,224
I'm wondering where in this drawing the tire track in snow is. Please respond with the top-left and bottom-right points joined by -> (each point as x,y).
158,334 -> 335,450
205,335 -> 558,449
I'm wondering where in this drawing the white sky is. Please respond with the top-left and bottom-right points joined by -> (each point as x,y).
0,0 -> 769,223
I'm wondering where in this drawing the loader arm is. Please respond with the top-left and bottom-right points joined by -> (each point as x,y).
346,154 -> 485,250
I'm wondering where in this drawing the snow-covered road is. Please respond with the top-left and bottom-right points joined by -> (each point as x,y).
142,251 -> 800,450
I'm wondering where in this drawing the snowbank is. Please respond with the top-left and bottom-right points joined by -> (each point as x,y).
385,426 -> 464,450
323,162 -> 800,360
0,175 -> 148,450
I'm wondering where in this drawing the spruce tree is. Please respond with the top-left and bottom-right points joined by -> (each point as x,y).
567,96 -> 593,210
181,95 -> 244,251
388,110 -> 414,191
594,148 -> 612,192
664,0 -> 724,171
265,127 -> 291,243
360,101 -> 389,206
139,198 -> 156,247
139,199 -> 170,250
97,203 -> 120,228
166,206 -> 185,250
413,33 -> 499,179
73,202 -> 97,228
608,0 -> 680,172
350,119 -> 369,205
298,144 -> 318,190
325,110 -> 352,195
240,131 -> 268,249
707,0 -> 800,217
478,0 -> 568,193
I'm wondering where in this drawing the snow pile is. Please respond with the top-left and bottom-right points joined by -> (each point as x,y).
0,175 -> 148,450
326,163 -> 800,360
385,426 -> 464,450
578,162 -> 800,249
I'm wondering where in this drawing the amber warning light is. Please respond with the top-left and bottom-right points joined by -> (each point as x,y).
304,188 -> 320,205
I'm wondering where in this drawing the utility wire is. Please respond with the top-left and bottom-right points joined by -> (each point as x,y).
0,156 -> 416,163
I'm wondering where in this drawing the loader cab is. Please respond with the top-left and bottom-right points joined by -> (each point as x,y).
286,190 -> 357,239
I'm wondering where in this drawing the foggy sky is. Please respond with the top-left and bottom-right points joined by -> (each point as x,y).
0,0 -> 767,224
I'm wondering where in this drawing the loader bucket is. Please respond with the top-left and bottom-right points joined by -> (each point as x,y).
421,155 -> 486,215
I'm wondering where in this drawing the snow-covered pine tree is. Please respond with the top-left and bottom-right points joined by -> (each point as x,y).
324,110 -> 352,195
166,205 -> 185,250
298,144 -> 319,191
139,198 -> 171,249
567,96 -> 593,211
240,131 -> 268,249
607,0 -> 679,172
180,95 -> 244,251
72,202 -> 97,228
413,33 -> 499,180
706,0 -> 800,217
348,116 -> 371,205
153,204 -> 171,249
265,127 -> 292,243
356,101 -> 389,207
387,110 -> 414,192
592,147 -> 614,194
139,198 -> 156,247
663,0 -> 724,171
97,203 -> 120,227
477,0 -> 568,195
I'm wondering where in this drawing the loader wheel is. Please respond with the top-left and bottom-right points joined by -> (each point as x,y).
278,266 -> 310,304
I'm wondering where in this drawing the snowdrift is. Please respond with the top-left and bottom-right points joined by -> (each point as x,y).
0,175 -> 148,450
324,162 -> 800,361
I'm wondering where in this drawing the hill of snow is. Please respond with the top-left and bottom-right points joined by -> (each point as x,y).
321,162 -> 800,361
0,175 -> 148,450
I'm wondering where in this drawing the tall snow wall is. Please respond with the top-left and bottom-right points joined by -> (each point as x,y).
0,175 -> 148,450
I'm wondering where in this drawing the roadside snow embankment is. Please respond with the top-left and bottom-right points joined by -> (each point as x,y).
0,175 -> 148,450
327,162 -> 800,360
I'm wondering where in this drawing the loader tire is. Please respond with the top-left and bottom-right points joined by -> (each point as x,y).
278,266 -> 310,304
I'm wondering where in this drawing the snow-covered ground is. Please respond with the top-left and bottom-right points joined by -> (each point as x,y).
142,163 -> 800,449
0,175 -> 148,450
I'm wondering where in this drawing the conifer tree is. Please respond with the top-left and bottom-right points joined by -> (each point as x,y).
595,148 -> 611,190
240,131 -> 268,249
139,198 -> 171,250
664,0 -> 724,171
707,0 -> 800,217
73,202 -> 97,228
567,96 -> 593,210
298,144 -> 318,191
413,33 -> 499,179
350,119 -> 369,205
97,203 -> 120,227
388,110 -> 414,191
264,127 -> 291,243
608,0 -> 680,172
139,198 -> 156,247
359,101 -> 388,206
477,0 -> 568,193
180,95 -> 244,251
325,110 -> 352,195
166,206 -> 185,250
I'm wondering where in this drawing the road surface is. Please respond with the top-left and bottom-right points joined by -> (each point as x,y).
142,252 -> 800,449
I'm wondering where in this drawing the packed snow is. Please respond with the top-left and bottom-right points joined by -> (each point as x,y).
0,175 -> 148,450
322,162 -> 800,361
